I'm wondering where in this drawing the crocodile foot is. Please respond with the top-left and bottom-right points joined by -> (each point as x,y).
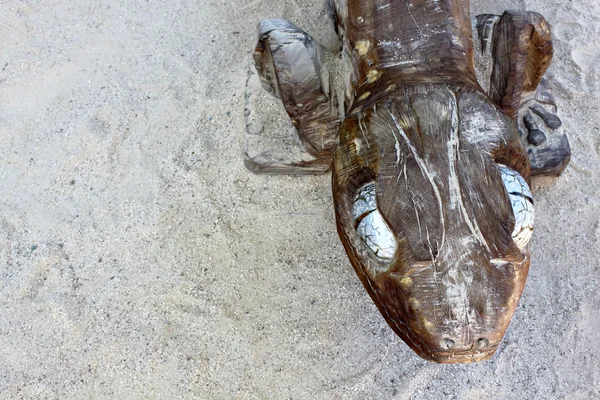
243,18 -> 341,174
475,11 -> 571,177
518,79 -> 571,177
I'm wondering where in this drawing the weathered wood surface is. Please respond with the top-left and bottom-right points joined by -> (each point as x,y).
247,0 -> 570,363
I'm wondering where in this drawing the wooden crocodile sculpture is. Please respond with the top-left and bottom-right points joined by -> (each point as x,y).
244,0 -> 571,363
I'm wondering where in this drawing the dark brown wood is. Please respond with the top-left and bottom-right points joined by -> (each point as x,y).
329,0 -> 534,363
248,0 -> 569,363
339,0 -> 480,112
478,12 -> 571,177
488,11 -> 553,118
332,89 -> 530,363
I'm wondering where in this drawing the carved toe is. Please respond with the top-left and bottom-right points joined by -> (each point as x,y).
523,111 -> 547,146
530,104 -> 562,129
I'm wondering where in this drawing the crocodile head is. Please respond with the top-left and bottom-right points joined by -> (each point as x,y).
333,85 -> 533,363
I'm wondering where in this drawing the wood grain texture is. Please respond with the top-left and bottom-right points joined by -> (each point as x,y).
248,0 -> 564,363
252,19 -> 340,171
488,10 -> 553,118
331,0 -> 534,363
334,0 -> 479,111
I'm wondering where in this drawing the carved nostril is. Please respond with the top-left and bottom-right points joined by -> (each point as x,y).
440,339 -> 455,349
477,338 -> 489,348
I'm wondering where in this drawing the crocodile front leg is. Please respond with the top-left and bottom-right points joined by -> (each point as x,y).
476,11 -> 571,177
244,19 -> 341,174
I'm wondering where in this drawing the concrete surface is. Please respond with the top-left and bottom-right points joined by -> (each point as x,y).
0,0 -> 598,399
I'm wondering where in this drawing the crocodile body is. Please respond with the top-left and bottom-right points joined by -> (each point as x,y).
247,0 -> 570,363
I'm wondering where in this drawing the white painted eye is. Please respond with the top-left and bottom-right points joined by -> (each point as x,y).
352,184 -> 397,260
499,166 -> 535,251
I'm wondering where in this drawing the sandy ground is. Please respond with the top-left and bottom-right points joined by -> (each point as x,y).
0,0 -> 599,399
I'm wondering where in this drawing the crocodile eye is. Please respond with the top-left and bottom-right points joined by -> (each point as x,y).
352,183 -> 397,260
499,166 -> 535,251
